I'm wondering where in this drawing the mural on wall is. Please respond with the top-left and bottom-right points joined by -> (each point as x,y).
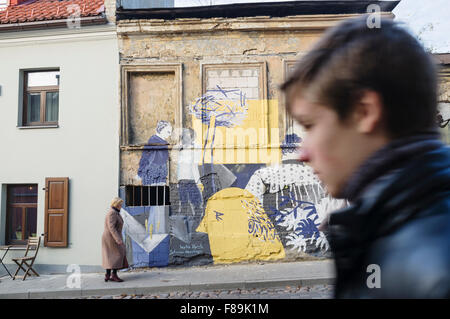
119,80 -> 347,268
190,86 -> 248,198
137,120 -> 172,185
245,133 -> 348,257
176,128 -> 203,215
168,127 -> 214,266
119,207 -> 168,263
120,201 -> 171,267
196,188 -> 285,264
120,120 -> 173,267
438,103 -> 450,128
437,76 -> 450,143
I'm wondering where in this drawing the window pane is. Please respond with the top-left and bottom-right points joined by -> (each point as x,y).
142,186 -> 149,206
9,207 -> 23,241
27,93 -> 41,122
125,186 -> 133,206
133,186 -> 142,206
45,92 -> 59,122
26,207 -> 38,239
150,187 -> 157,206
10,185 -> 38,204
27,71 -> 60,87
157,186 -> 165,206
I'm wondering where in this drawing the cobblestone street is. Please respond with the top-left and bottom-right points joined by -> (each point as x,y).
75,284 -> 334,299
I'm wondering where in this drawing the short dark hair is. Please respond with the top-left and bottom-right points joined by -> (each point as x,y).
281,16 -> 438,138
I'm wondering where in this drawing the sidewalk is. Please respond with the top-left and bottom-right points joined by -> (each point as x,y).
0,260 -> 335,299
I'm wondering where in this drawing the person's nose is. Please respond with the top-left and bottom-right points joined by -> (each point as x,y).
298,147 -> 311,163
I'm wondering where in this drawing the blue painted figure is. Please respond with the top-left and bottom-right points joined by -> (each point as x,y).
137,121 -> 172,186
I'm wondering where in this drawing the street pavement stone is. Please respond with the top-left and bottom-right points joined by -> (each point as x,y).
72,284 -> 335,299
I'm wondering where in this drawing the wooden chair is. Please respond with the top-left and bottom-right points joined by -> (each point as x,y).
12,236 -> 41,281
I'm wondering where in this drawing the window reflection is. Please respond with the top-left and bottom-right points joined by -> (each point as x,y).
27,71 -> 60,87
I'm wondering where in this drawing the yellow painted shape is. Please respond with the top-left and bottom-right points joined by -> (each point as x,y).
196,187 -> 285,264
192,99 -> 281,164
149,224 -> 153,239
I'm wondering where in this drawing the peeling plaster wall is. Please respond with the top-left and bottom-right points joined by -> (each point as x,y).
119,30 -> 319,122
128,72 -> 178,145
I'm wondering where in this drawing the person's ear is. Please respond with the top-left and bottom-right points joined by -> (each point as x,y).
353,90 -> 384,134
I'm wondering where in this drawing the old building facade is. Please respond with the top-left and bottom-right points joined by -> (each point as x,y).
115,2 -> 398,268
3,0 -> 448,273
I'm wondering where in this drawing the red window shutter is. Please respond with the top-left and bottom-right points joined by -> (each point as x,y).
44,178 -> 69,247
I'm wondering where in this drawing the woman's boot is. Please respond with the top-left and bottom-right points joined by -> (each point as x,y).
105,270 -> 111,282
110,271 -> 124,282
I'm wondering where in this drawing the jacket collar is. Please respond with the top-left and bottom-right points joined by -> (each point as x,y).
327,139 -> 449,298
339,133 -> 442,202
329,138 -> 449,241
112,206 -> 121,213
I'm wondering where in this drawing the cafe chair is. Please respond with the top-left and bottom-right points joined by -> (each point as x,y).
12,236 -> 41,281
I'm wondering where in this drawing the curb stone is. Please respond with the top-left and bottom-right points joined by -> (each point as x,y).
6,277 -> 335,299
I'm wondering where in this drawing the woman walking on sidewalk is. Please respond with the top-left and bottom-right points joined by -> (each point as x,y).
102,197 -> 128,282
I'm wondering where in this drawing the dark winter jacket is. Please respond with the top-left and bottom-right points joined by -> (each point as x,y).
328,135 -> 450,298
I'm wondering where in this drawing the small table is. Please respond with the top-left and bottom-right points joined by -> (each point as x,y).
0,245 -> 27,279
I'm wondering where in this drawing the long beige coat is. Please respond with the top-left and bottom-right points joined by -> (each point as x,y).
102,208 -> 128,269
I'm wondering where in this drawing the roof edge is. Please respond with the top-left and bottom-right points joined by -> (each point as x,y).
434,53 -> 450,65
0,15 -> 107,32
116,1 -> 400,21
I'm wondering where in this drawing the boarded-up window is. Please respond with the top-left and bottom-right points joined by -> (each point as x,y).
44,178 -> 69,247
121,65 -> 182,146
120,64 -> 183,185
128,72 -> 176,145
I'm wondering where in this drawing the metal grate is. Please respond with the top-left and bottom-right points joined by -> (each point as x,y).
125,185 -> 170,207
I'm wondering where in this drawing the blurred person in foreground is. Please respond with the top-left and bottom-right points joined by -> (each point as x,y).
281,16 -> 449,298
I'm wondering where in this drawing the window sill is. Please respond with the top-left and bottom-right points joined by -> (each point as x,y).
17,125 -> 59,129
